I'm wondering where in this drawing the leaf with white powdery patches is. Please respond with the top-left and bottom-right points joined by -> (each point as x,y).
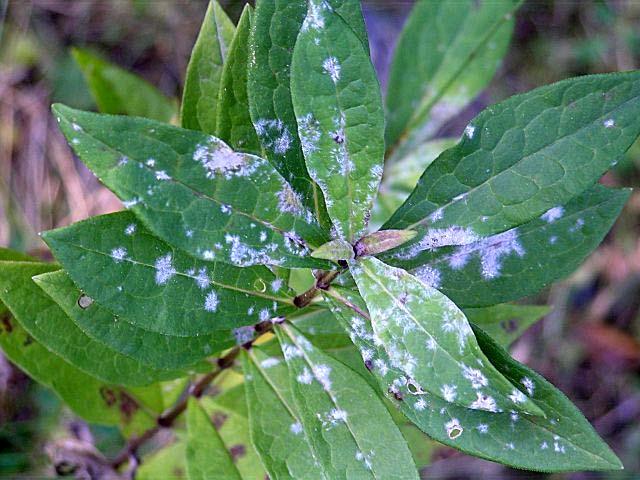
216,5 -> 261,154
275,323 -> 419,479
34,270 -> 217,371
242,347 -> 326,480
385,185 -> 630,307
385,71 -> 640,238
385,0 -> 517,157
42,211 -> 293,337
186,397 -> 242,480
181,0 -> 235,134
291,0 -> 385,241
326,289 -> 622,472
53,103 -> 331,269
351,257 -> 544,417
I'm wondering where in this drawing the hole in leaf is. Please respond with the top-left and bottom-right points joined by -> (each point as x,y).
406,378 -> 425,395
77,294 -> 93,309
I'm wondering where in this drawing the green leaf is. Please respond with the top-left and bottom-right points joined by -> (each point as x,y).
385,71 -> 640,236
275,323 -> 419,479
71,48 -> 177,122
385,0 -> 517,156
291,0 -> 385,241
0,261 -> 176,386
34,270 -> 212,371
354,230 -> 417,257
0,247 -> 36,262
242,348 -> 323,479
53,103 -> 330,269
326,0 -> 369,53
385,185 -> 630,307
465,304 -> 550,349
42,211 -> 293,337
138,435 -> 187,480
326,288 -> 622,472
249,0 -> 330,231
311,238 -> 354,261
186,397 -> 242,480
350,257 -> 544,416
215,5 -> 261,154
181,0 -> 235,134
0,283 -> 157,434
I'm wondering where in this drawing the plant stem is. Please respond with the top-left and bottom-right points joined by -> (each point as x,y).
293,269 -> 342,308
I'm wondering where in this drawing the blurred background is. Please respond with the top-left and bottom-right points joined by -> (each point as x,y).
1,0 -> 639,478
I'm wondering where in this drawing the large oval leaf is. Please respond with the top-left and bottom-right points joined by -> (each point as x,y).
53,103 -> 330,269
42,211 -> 293,336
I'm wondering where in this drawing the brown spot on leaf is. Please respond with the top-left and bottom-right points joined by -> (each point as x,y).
118,391 -> 140,422
23,335 -> 34,347
500,317 -> 519,334
1,312 -> 13,333
229,444 -> 246,462
100,387 -> 117,407
211,411 -> 228,430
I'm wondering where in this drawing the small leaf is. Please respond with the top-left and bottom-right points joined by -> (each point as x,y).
0,247 -> 36,262
181,0 -> 235,134
35,270 -> 215,371
354,230 -> 417,257
351,257 -> 544,416
248,0 -> 331,229
385,71 -> 640,237
291,0 -> 385,241
53,103 -> 330,269
326,288 -> 622,472
0,261 -> 176,386
275,323 -> 419,479
186,397 -> 242,480
311,239 -> 354,261
385,0 -> 517,156
216,5 -> 261,154
242,348 -> 324,480
42,211 -> 293,337
465,304 -> 550,348
385,185 -> 630,307
72,48 -> 177,122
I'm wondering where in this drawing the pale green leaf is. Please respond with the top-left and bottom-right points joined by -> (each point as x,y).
275,323 -> 419,479
248,0 -> 331,228
42,211 -> 294,337
72,48 -> 177,122
291,0 -> 384,241
53,103 -> 330,269
138,435 -> 187,480
385,71 -> 640,236
216,5 -> 261,154
181,0 -> 235,134
326,288 -> 622,472
385,0 -> 517,156
385,185 -> 630,307
34,270 -> 213,371
351,257 -> 543,416
186,397 -> 242,480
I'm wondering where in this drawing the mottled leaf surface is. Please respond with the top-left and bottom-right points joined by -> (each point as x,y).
186,397 -> 242,480
242,348 -> 325,480
35,270 -> 214,371
351,257 -> 543,416
53,104 -> 329,269
216,6 -> 261,154
248,0 -> 330,228
326,289 -> 622,472
386,185 -> 630,307
72,48 -> 176,122
385,0 -> 517,156
291,0 -> 384,241
138,436 -> 187,480
0,261 -> 176,386
385,71 -> 640,237
181,0 -> 235,134
43,212 -> 293,336
275,323 -> 419,479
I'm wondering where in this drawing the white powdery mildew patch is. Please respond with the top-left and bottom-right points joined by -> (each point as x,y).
297,114 -> 322,157
297,367 -> 314,384
271,279 -> 283,293
522,377 -> 535,396
253,119 -> 293,155
414,398 -> 427,411
445,418 -> 463,439
464,125 -> 476,139
447,228 -> 525,279
442,311 -> 473,353
322,56 -> 341,83
110,247 -> 127,263
470,392 -> 498,412
290,422 -> 303,435
476,423 -> 489,434
233,325 -> 255,345
282,344 -> 303,360
302,0 -> 326,31
414,265 -> 441,289
145,158 -> 156,167
374,358 -> 388,377
124,224 -> 136,236
71,122 -> 83,132
204,290 -> 218,312
225,234 -> 282,267
154,254 -> 177,285
276,182 -> 314,223
355,450 -> 374,471
193,139 -> 255,179
155,170 -> 171,181
194,268 -> 210,289
428,208 -> 444,223
318,408 -> 348,429
540,206 -> 564,223
396,226 -> 479,260
312,364 -> 332,391
260,357 -> 280,369
603,118 -> 615,128
441,384 -> 458,403
509,388 -> 527,404
462,364 -> 488,389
